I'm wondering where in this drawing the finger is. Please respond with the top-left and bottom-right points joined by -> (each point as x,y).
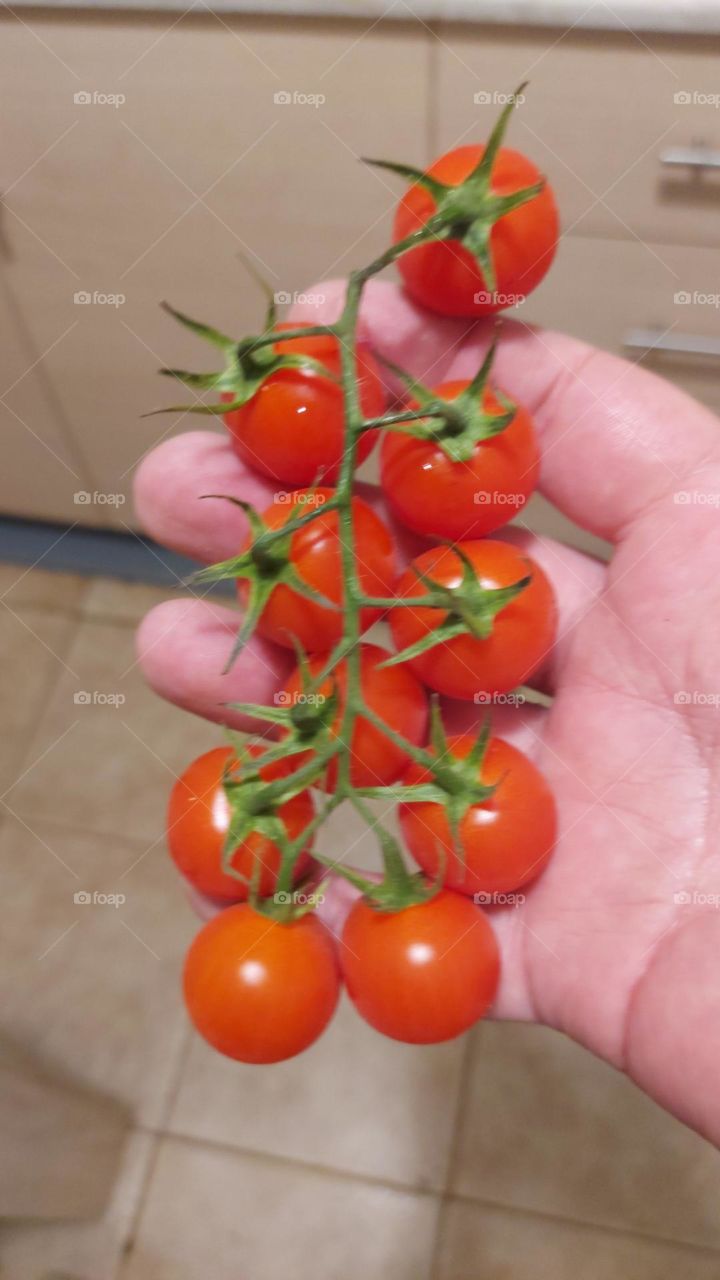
134,429 -> 424,568
136,598 -> 292,730
289,280 -> 720,542
134,431 -> 277,564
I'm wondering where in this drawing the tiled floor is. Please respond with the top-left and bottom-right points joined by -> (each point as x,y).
2,562 -> 720,1279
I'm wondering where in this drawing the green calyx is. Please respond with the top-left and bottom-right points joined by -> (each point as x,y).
227,650 -> 340,772
357,704 -> 498,856
376,337 -> 517,463
382,543 -> 531,667
364,81 -> 543,294
145,298 -> 336,419
190,495 -> 340,671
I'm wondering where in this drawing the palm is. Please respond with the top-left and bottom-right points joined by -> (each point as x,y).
136,279 -> 720,1141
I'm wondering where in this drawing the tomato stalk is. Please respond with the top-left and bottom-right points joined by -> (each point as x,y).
159,86 -> 550,917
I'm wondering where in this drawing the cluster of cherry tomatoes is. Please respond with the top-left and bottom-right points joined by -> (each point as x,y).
163,94 -> 560,1064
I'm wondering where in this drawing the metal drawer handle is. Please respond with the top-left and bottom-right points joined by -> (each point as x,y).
623,328 -> 720,359
660,146 -> 720,170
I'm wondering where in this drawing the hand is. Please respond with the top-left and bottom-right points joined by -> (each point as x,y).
135,279 -> 720,1145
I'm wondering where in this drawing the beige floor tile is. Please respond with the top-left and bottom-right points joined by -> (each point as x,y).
435,1201 -> 720,1280
0,604 -> 78,799
170,991 -> 465,1192
0,816 -> 197,1126
0,563 -> 89,614
451,1022 -> 720,1249
9,613 -> 218,844
80,578 -> 192,627
119,1137 -> 438,1280
0,1129 -> 154,1280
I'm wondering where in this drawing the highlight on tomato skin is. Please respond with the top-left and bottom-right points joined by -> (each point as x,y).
380,379 -> 540,542
223,324 -> 386,486
399,734 -> 557,898
239,487 -> 397,653
388,539 -> 557,700
167,746 -> 315,903
393,144 -> 559,318
340,889 -> 500,1044
183,903 -> 341,1064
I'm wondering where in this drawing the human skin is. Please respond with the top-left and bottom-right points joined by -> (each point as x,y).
135,278 -> 720,1146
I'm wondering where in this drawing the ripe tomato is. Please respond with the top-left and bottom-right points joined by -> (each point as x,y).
389,540 -> 556,699
184,903 -> 340,1062
241,487 -> 396,651
167,746 -> 314,902
281,643 -> 428,788
341,889 -> 499,1043
380,380 -> 538,541
400,734 -> 556,896
223,323 -> 385,485
394,145 -> 558,316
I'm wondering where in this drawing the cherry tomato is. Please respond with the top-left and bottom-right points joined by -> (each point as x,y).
394,145 -> 558,317
167,746 -> 314,903
281,643 -> 428,788
400,734 -> 556,896
241,487 -> 396,651
223,323 -> 385,485
341,889 -> 499,1043
389,540 -> 556,699
380,380 -> 538,541
184,903 -> 340,1062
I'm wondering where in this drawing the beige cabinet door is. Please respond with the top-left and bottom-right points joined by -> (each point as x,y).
435,25 -> 720,249
0,268 -> 96,524
1,12 -> 431,529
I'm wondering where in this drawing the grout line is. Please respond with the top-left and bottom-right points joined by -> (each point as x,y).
119,1123 -> 720,1259
135,1124 -> 443,1199
428,1026 -> 478,1278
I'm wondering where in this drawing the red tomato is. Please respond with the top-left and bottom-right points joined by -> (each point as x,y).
240,487 -> 396,651
394,145 -> 558,317
280,643 -> 428,788
167,746 -> 314,903
184,903 -> 340,1062
341,890 -> 499,1043
223,323 -> 385,485
380,380 -> 539,540
389,540 -> 556,699
400,734 -> 556,896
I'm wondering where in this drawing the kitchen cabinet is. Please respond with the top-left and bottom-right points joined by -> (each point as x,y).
1,10 -> 718,536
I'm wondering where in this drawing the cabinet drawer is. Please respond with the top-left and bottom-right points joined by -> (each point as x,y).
517,235 -> 720,417
435,26 -> 720,249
